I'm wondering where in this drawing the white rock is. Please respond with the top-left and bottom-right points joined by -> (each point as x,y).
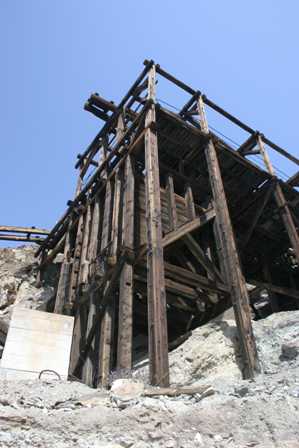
110,378 -> 144,401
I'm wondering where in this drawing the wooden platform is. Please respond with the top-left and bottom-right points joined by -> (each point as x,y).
34,61 -> 299,387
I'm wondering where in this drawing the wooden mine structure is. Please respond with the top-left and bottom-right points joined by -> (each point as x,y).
35,60 -> 299,388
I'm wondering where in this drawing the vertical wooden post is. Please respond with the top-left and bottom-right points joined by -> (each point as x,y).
185,185 -> 196,220
116,155 -> 135,371
109,115 -> 125,266
257,134 -> 299,263
144,65 -> 169,386
198,96 -> 259,379
54,175 -> 83,314
69,203 -> 92,375
166,175 -> 178,231
97,178 -> 114,387
82,195 -> 101,386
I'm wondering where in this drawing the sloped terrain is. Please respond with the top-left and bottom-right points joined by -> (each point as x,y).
0,246 -> 298,448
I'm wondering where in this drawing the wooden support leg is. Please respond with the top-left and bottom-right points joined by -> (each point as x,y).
144,65 -> 169,387
257,134 -> 299,263
197,96 -> 259,379
54,227 -> 72,314
97,180 -> 115,387
69,206 -> 92,375
117,156 -> 135,370
82,196 -> 101,386
185,185 -> 196,220
205,139 -> 259,378
274,183 -> 299,262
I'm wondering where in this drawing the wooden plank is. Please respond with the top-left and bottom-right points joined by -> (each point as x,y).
185,185 -> 196,220
198,95 -> 259,379
257,135 -> 299,263
166,175 -> 178,231
0,234 -> 45,244
241,181 -> 275,248
69,204 -> 92,375
162,208 -> 215,249
73,257 -> 125,377
0,226 -> 49,235
97,177 -> 115,387
183,234 -> 223,282
144,65 -> 169,387
67,214 -> 85,308
287,171 -> 299,187
82,195 -> 101,386
117,155 -> 135,370
109,114 -> 125,266
54,172 -> 84,314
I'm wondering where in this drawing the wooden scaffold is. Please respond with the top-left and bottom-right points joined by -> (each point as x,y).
34,60 -> 299,387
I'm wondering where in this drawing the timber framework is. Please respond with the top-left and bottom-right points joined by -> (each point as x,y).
35,60 -> 299,388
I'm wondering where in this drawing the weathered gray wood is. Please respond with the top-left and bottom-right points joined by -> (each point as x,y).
82,196 -> 101,386
0,234 -> 45,244
257,134 -> 299,263
198,95 -> 259,379
97,177 -> 115,388
0,226 -> 49,235
109,114 -> 125,266
241,181 -> 275,248
183,234 -> 223,282
144,65 -> 169,387
54,172 -> 84,314
117,155 -> 135,370
69,204 -> 92,375
166,175 -> 178,231
185,185 -> 196,220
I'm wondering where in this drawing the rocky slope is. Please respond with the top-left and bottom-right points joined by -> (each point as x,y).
0,246 -> 57,352
0,246 -> 298,448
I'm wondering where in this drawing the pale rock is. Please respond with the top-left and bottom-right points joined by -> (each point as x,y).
111,379 -> 144,401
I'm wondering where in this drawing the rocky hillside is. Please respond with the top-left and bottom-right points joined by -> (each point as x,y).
0,246 -> 58,353
0,246 -> 298,447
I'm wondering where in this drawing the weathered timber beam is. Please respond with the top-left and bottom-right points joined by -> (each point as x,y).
82,194 -> 101,386
257,135 -> 299,262
198,95 -> 259,379
76,59 -> 153,169
134,273 -> 198,300
166,174 -> 178,231
73,256 -> 126,376
97,172 -> 114,388
240,181 -> 276,248
249,280 -> 299,300
136,207 -> 215,263
0,234 -> 45,244
36,119 -> 147,258
117,155 -> 135,371
183,234 -> 223,283
0,226 -> 49,235
237,134 -> 258,155
164,262 -> 228,294
162,208 -> 216,248
144,65 -> 169,387
149,60 -> 299,167
287,171 -> 299,187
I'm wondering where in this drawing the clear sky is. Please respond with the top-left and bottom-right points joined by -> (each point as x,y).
0,1 -> 298,247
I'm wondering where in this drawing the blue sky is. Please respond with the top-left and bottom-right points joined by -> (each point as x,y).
0,1 -> 298,246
